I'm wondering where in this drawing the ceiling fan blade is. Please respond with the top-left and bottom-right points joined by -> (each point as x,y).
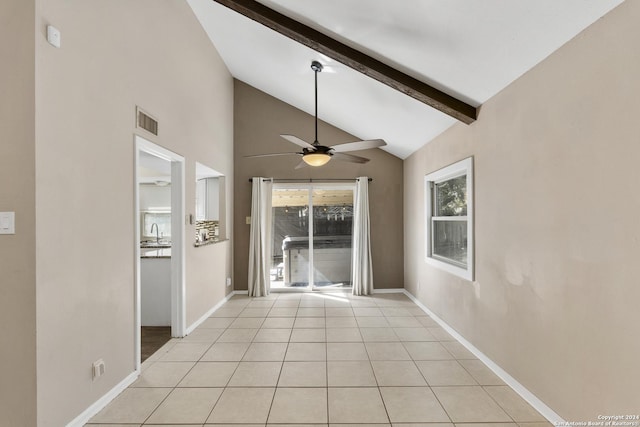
280,134 -> 316,150
330,139 -> 386,153
294,160 -> 309,169
332,152 -> 370,164
244,152 -> 301,158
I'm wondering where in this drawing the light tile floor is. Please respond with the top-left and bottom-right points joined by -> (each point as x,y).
87,291 -> 551,427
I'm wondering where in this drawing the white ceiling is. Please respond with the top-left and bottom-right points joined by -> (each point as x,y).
139,152 -> 223,183
187,0 -> 623,159
138,151 -> 173,185
139,151 -> 170,176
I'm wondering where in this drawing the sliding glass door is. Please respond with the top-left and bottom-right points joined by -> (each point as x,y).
310,188 -> 353,289
270,183 -> 354,291
271,186 -> 309,289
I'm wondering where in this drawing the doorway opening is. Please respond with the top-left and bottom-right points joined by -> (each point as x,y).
135,135 -> 185,368
270,183 -> 355,291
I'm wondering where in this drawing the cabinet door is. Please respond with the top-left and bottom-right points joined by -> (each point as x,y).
206,178 -> 220,220
195,179 -> 207,220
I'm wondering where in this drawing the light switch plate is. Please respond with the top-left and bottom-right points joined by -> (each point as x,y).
47,25 -> 61,48
0,212 -> 15,234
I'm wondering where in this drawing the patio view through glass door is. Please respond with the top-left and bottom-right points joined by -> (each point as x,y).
270,183 -> 354,291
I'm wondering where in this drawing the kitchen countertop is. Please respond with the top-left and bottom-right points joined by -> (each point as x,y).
194,238 -> 228,248
141,247 -> 171,258
140,238 -> 228,256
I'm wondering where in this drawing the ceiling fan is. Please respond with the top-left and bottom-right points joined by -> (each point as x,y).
246,60 -> 387,168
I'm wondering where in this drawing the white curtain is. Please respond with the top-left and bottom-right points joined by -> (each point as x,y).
352,177 -> 374,295
248,177 -> 273,297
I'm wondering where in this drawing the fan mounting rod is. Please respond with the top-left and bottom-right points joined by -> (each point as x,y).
311,61 -> 323,145
245,59 -> 386,168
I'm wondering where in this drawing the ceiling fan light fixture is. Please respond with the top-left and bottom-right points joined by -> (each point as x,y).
303,152 -> 331,167
247,60 -> 385,167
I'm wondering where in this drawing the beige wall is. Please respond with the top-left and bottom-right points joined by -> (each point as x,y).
404,1 -> 640,420
234,80 -> 403,291
0,1 -> 37,425
34,1 -> 233,425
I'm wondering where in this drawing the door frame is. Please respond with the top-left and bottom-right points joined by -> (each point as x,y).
272,181 -> 355,292
134,135 -> 186,370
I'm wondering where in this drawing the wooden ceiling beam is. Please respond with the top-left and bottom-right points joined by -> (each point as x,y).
212,0 -> 477,124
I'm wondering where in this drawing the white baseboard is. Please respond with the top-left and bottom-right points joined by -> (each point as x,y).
372,288 -> 405,294
69,287 -> 563,425
238,288 -> 404,295
402,289 -> 565,424
66,370 -> 138,427
185,291 -> 237,335
69,291 -> 236,426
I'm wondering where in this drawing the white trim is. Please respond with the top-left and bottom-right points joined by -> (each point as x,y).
271,182 -> 356,291
136,135 -> 183,162
185,292 -> 237,335
134,142 -> 142,371
65,371 -> 138,427
170,159 -> 186,337
71,290 -> 238,426
402,289 -> 565,424
307,186 -> 314,289
424,156 -> 474,281
135,135 -> 186,374
372,288 -> 405,294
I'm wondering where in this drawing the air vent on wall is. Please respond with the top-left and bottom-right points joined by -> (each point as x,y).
136,107 -> 158,136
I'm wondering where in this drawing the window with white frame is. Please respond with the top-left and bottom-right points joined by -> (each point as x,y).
425,157 -> 474,280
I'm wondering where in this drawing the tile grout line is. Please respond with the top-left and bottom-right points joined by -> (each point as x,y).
325,315 -> 330,426
141,310 -> 237,426
429,383 -> 456,425
196,302 -> 244,425
215,298 -> 247,424
480,383 -> 519,424
97,292 -> 548,426
366,320 -> 393,426
263,293 -> 294,425
138,314 -> 227,426
265,295 -> 295,424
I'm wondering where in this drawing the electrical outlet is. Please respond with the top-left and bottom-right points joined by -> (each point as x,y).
226,277 -> 232,287
245,216 -> 251,225
92,359 -> 105,380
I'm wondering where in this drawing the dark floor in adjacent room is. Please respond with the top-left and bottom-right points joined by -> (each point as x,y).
140,326 -> 171,363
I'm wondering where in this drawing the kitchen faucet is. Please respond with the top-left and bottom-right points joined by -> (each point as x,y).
150,223 -> 160,244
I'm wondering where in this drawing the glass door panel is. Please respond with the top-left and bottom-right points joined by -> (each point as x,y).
270,184 -> 354,291
311,188 -> 354,290
271,188 -> 311,290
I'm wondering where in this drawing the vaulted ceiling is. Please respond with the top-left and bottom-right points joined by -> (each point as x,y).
187,0 -> 623,159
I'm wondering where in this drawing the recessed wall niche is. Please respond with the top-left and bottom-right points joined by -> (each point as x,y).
195,162 -> 226,243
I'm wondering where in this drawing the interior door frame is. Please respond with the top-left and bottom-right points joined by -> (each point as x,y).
272,181 -> 355,292
134,135 -> 186,371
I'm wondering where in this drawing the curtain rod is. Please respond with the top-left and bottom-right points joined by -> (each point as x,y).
248,178 -> 372,183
